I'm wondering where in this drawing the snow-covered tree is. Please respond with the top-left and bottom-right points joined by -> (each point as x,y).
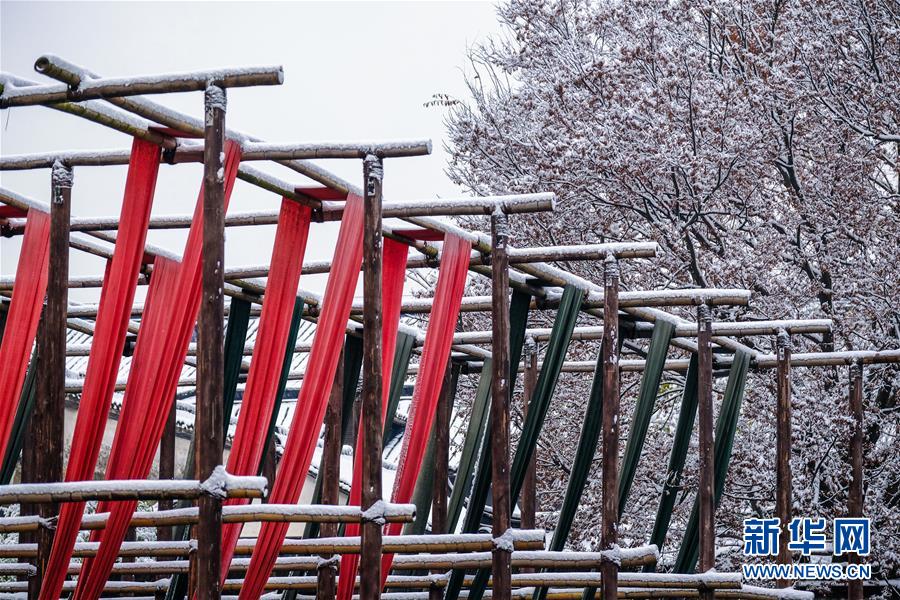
442,0 -> 899,582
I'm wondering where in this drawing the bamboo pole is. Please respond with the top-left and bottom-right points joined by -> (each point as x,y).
360,154 -> 385,600
0,471 -> 267,504
1,61 -> 283,107
0,140 -> 431,168
599,257 -> 621,600
196,83 -> 227,600
46,548 -> 655,577
847,361 -> 864,600
696,304 -> 715,599
774,330 -> 792,585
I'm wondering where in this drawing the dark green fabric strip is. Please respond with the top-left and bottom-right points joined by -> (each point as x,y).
0,350 -> 37,485
618,319 -> 675,516
339,335 -> 364,448
447,359 -> 492,533
383,332 -> 416,443
259,298 -> 305,475
445,290 -> 540,600
531,346 -> 603,600
404,365 -> 461,536
222,298 -> 253,437
673,349 -> 751,574
647,354 -> 700,560
509,284 -> 584,507
167,297 -> 252,600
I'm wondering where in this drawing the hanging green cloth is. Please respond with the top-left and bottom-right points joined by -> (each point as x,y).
646,354 -> 699,563
339,334 -> 364,448
0,351 -> 37,484
383,331 -> 416,443
446,287 -> 579,600
259,298 -> 305,475
446,359 -> 492,532
403,365 -> 460,535
674,349 -> 751,573
510,284 -> 584,507
618,319 -> 675,515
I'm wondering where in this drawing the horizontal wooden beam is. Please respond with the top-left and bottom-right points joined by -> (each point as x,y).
1,60 -> 283,108
0,468 -> 266,504
0,140 -> 433,168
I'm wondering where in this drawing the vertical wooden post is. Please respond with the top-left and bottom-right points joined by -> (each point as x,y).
30,161 -> 71,596
490,208 -> 512,600
261,436 -> 278,492
196,84 -> 227,600
847,361 -> 864,600
775,329 -> 793,585
696,303 -> 715,596
158,403 -> 177,542
521,336 -> 538,533
359,154 -> 384,600
600,256 -> 620,600
431,363 -> 455,536
317,352 -> 344,600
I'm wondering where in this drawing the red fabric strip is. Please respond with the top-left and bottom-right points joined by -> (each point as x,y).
0,209 -> 50,463
378,233 -> 471,586
336,238 -> 410,600
235,194 -> 365,599
70,141 -> 242,600
0,205 -> 29,219
217,198 -> 312,576
39,138 -> 162,600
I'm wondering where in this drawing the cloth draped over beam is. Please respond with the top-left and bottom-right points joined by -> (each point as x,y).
646,355 -> 699,566
236,194 -> 365,599
674,348 -> 751,574
38,138 -> 163,600
371,233 -> 472,594
334,238 -> 411,600
0,209 -> 50,464
445,286 -> 580,600
218,198 -> 313,576
69,141 -> 243,600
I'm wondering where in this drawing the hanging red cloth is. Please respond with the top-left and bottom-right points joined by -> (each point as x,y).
235,194 -> 365,599
67,142 -> 242,600
38,138 -> 162,600
217,198 -> 312,576
0,209 -> 50,463
335,238 -> 409,600
378,233 -> 471,588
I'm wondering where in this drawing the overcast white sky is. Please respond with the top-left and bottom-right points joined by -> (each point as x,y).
0,1 -> 500,300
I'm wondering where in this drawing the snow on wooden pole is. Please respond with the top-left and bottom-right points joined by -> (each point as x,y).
0,60 -> 283,107
0,471 -> 267,504
31,161 -> 71,594
0,140 -> 432,169
696,304 -> 715,597
318,352 -> 345,600
599,256 -> 620,600
197,83 -> 227,600
774,330 -> 793,585
360,154 -> 385,600
490,208 -> 512,600
847,360 -> 864,600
